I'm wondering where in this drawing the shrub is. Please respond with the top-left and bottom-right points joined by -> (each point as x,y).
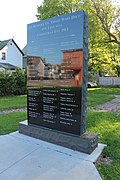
0,68 -> 27,96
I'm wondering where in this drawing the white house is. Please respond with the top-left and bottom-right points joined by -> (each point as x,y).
0,39 -> 24,69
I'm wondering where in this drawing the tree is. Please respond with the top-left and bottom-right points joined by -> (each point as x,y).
89,0 -> 120,76
36,0 -> 120,76
90,0 -> 120,44
36,0 -> 83,20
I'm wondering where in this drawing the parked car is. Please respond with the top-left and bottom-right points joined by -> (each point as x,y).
87,82 -> 97,88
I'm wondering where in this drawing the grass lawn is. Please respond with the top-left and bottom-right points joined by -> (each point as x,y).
87,87 -> 120,107
88,87 -> 120,95
0,95 -> 27,110
87,110 -> 120,180
87,93 -> 115,107
0,112 -> 27,135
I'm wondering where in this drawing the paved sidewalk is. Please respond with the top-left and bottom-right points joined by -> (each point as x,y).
96,95 -> 120,114
0,131 -> 105,180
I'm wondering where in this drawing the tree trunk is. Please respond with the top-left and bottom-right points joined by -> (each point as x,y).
116,65 -> 120,77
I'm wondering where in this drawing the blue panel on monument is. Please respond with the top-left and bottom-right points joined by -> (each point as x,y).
27,10 -> 88,136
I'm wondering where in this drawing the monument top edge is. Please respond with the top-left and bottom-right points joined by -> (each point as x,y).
27,10 -> 87,26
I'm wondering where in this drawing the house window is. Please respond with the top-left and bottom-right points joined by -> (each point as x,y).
2,52 -> 6,60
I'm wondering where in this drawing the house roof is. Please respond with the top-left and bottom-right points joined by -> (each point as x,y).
0,63 -> 16,70
0,39 -> 11,50
0,39 -> 24,55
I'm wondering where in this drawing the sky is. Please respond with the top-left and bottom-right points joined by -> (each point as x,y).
0,0 -> 43,49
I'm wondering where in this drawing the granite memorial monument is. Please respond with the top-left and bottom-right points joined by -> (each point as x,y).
19,10 -> 98,154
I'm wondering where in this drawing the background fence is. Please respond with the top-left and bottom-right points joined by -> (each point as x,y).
99,77 -> 120,86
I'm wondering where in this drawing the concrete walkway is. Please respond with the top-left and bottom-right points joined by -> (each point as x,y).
0,131 -> 105,180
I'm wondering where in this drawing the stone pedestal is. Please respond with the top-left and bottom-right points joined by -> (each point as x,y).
19,121 -> 98,154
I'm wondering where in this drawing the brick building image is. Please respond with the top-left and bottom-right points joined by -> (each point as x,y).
62,49 -> 83,86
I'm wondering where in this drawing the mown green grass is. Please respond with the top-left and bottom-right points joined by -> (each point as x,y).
0,95 -> 27,110
87,87 -> 120,107
0,112 -> 27,135
87,93 -> 115,107
87,110 -> 120,180
88,87 -> 120,95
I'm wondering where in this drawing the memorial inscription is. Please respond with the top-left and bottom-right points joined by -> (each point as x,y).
28,87 -> 81,135
27,10 -> 88,136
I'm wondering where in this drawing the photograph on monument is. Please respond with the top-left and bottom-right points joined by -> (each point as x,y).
27,10 -> 88,136
27,49 -> 83,87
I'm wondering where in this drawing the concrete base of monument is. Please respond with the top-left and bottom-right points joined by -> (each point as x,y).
19,120 -> 98,154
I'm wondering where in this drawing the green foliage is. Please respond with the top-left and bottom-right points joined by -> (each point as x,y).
88,0 -> 120,76
36,0 -> 81,20
0,68 -> 27,96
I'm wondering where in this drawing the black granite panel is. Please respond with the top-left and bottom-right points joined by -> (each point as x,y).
28,87 -> 82,135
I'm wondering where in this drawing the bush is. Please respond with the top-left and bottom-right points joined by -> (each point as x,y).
0,68 -> 27,96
